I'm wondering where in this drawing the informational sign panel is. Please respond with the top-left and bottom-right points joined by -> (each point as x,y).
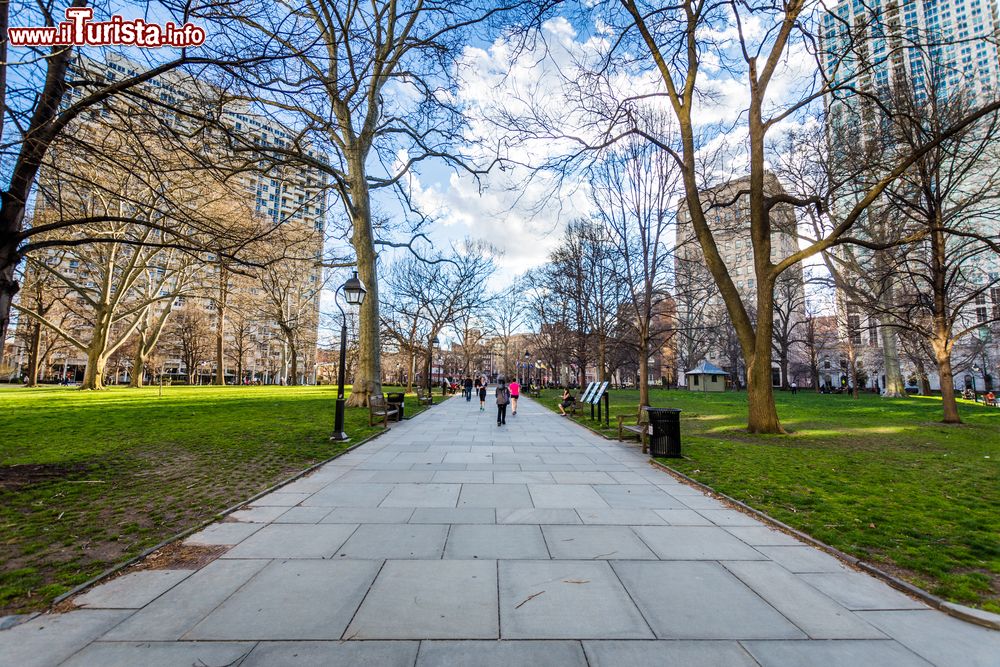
579,382 -> 597,404
586,381 -> 609,404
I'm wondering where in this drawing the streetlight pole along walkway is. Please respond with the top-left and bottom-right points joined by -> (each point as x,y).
331,271 -> 366,442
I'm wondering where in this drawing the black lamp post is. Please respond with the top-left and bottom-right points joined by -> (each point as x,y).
523,351 -> 531,386
331,271 -> 367,442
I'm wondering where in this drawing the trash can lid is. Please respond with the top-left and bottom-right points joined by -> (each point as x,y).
645,407 -> 681,414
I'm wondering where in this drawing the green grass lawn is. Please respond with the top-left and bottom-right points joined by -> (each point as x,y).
537,387 -> 1000,613
0,384 -> 427,615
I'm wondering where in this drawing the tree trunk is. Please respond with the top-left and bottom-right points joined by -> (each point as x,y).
215,269 -> 227,385
0,259 -> 17,348
80,309 -> 113,390
26,322 -> 41,387
130,339 -> 146,388
638,327 -> 650,407
779,350 -> 789,391
345,153 -> 381,407
932,338 -> 961,423
880,324 -> 906,397
746,348 -> 782,433
915,358 -> 932,395
288,341 -> 299,386
82,344 -> 108,390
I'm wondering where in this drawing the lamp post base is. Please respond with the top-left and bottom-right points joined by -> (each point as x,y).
332,396 -> 348,442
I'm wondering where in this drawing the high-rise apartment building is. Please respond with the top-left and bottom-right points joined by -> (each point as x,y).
822,0 -> 1000,108
674,173 -> 808,388
15,54 -> 327,385
821,0 -> 1000,392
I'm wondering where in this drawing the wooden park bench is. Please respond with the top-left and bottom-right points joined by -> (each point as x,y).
527,386 -> 542,398
415,387 -> 434,406
368,394 -> 399,427
618,406 -> 651,454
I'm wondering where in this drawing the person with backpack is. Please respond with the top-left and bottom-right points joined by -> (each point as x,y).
495,378 -> 511,426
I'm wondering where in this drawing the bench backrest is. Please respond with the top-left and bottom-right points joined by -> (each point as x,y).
370,394 -> 387,410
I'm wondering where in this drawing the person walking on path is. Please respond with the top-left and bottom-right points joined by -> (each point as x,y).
478,380 -> 487,411
496,378 -> 511,426
790,381 -> 798,395
508,378 -> 521,416
464,376 -> 474,401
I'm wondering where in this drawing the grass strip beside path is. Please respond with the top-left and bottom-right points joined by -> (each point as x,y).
0,384 -> 426,615
536,388 -> 1000,614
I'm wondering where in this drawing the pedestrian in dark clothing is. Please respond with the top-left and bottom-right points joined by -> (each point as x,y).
464,376 -> 474,401
496,379 -> 510,426
478,383 -> 487,411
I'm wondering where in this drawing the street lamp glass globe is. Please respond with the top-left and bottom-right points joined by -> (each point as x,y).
343,271 -> 367,305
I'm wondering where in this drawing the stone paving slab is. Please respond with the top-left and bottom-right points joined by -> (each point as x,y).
417,640 -> 587,666
74,570 -> 193,609
857,610 -> 1000,667
541,524 -> 658,559
584,640 -> 760,666
321,507 -> 415,524
0,610 -> 131,667
222,523 -> 358,559
499,560 -> 653,639
185,559 -> 381,640
496,508 -> 581,524
613,560 -> 806,639
458,483 -> 534,508
336,523 -> 449,559
345,560 -> 498,639
410,507 -> 496,524
444,524 -> 549,559
102,559 -> 270,641
243,640 -> 419,666
528,484 -> 611,509
632,525 -> 769,560
722,561 -> 886,639
754,545 -> 850,573
801,571 -> 930,610
184,521 -> 263,545
2,393 -> 995,666
60,641 -> 256,667
741,639 -> 934,667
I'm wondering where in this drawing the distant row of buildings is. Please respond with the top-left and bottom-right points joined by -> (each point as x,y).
5,54 -> 326,386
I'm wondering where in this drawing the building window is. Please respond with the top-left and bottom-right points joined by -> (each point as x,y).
692,375 -> 699,386
848,314 -> 862,345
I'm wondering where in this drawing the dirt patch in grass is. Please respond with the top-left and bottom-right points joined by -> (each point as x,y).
0,463 -> 91,490
139,542 -> 230,570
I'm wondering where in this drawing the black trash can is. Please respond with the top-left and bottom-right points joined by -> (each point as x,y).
646,408 -> 682,458
386,392 -> 405,421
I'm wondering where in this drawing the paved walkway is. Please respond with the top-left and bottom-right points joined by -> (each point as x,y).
2,393 -> 998,666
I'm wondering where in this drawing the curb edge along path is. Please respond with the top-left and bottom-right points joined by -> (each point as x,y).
1,393 -> 997,667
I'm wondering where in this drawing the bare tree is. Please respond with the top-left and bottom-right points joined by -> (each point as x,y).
0,1 -> 269,343
771,270 -> 809,390
166,303 -> 213,384
497,1 -> 1000,432
590,132 -> 677,407
207,1 -> 537,405
258,234 -> 324,387
386,240 -> 499,390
